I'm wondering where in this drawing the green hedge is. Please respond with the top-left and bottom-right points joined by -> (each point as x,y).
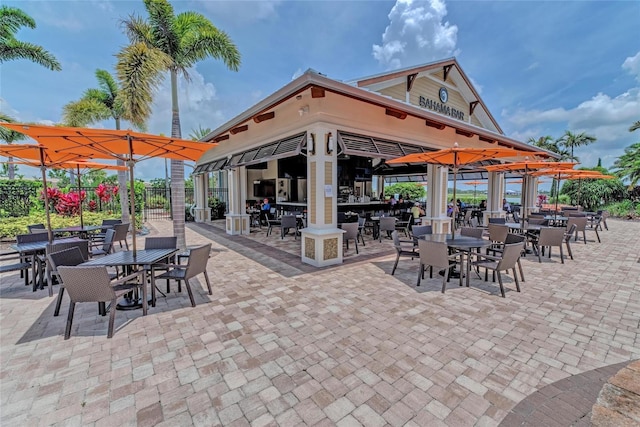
0,211 -> 120,241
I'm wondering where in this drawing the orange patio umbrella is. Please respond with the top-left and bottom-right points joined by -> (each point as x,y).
531,169 -> 615,214
462,180 -> 486,204
388,144 -> 546,237
0,123 -> 215,252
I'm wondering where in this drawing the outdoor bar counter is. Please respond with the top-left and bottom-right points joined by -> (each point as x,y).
277,201 -> 391,213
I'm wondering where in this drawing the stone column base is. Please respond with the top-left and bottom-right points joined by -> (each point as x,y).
300,228 -> 345,267
483,210 -> 506,226
424,216 -> 453,234
225,214 -> 250,235
194,207 -> 211,223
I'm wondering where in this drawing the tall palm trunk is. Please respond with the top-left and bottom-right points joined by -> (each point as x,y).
169,69 -> 186,249
114,118 -> 130,223
8,156 -> 14,179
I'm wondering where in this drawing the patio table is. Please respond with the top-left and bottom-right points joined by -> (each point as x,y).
11,237 -> 85,291
81,248 -> 178,314
418,234 -> 492,286
53,225 -> 107,239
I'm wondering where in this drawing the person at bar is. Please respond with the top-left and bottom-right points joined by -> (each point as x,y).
260,198 -> 271,226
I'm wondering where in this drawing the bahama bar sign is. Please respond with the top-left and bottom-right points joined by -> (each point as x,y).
418,95 -> 465,121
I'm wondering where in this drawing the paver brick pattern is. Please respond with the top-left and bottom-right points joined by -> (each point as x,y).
1,219 -> 639,426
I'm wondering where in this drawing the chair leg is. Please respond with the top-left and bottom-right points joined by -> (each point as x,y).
417,264 -> 423,286
537,246 -> 542,263
54,287 -> 65,316
582,230 -> 587,244
184,279 -> 196,307
559,245 -> 564,264
565,242 -> 573,260
64,302 -> 76,340
517,259 -> 525,282
595,228 -> 600,243
513,268 -> 521,292
355,240 -> 358,254
392,254 -> 400,275
203,273 -> 212,295
107,298 -> 117,338
442,268 -> 449,293
497,272 -> 505,298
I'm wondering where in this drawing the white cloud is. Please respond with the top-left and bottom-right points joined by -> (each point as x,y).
622,51 -> 640,81
372,0 -> 459,70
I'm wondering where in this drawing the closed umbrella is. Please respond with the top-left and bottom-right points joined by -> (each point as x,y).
0,123 -> 215,252
388,144 -> 545,237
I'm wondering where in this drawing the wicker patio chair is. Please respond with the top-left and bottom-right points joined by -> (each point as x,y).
357,216 -> 367,246
45,240 -> 90,297
472,241 -> 524,298
27,223 -> 46,233
57,265 -> 144,339
378,217 -> 396,242
111,223 -> 130,251
564,223 -> 577,260
341,222 -> 359,254
144,236 -> 178,293
152,244 -> 212,307
90,229 -> 115,258
16,232 -> 49,289
567,217 -> 588,244
533,226 -> 566,263
391,231 -> 418,275
47,247 -> 88,316
416,239 -> 461,290
0,250 -> 32,287
90,219 -> 122,243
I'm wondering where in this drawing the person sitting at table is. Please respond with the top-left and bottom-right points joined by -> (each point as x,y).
503,198 -> 512,213
479,200 -> 487,210
260,198 -> 271,226
411,202 -> 425,221
447,200 -> 455,217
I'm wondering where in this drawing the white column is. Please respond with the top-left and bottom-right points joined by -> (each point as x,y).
485,172 -> 505,225
424,164 -> 451,234
522,175 -> 538,218
300,127 -> 344,267
193,173 -> 211,223
225,166 -> 250,235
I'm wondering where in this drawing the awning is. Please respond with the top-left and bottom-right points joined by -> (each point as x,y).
195,132 -> 307,173
338,131 -> 432,158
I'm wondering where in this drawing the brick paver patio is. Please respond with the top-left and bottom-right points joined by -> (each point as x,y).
1,218 -> 638,426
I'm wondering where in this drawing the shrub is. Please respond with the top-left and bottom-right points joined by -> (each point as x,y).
0,180 -> 40,217
146,195 -> 168,209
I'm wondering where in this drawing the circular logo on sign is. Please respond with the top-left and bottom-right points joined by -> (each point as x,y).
439,87 -> 448,103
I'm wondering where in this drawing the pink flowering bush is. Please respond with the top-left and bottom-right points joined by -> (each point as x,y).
55,190 -> 86,216
95,183 -> 119,203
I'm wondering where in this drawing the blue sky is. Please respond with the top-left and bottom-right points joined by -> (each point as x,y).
2,0 -> 639,188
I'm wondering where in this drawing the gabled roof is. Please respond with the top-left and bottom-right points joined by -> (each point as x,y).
348,58 -> 502,133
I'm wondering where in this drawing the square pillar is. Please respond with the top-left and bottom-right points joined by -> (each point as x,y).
300,128 -> 344,267
485,172 -> 506,225
226,166 -> 250,235
194,173 -> 211,223
424,164 -> 451,234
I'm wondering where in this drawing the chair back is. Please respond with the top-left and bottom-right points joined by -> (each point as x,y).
504,233 -> 525,245
417,239 -> 451,269
101,229 -> 116,253
145,236 -> 177,250
379,217 -> 396,232
184,244 -> 212,280
57,266 -> 116,302
470,217 -> 479,228
357,216 -> 366,228
567,211 -> 587,217
488,224 -> 509,243
47,247 -> 86,282
564,224 -> 577,242
341,222 -> 358,240
337,212 -> 346,224
528,218 -> 549,226
27,223 -> 46,233
16,232 -> 49,244
488,217 -> 506,224
101,218 -> 122,232
496,242 -> 524,271
567,216 -> 587,232
112,223 -> 129,240
512,211 -> 520,223
460,227 -> 483,238
281,215 -> 297,229
46,240 -> 89,262
411,225 -> 432,238
538,227 -> 565,246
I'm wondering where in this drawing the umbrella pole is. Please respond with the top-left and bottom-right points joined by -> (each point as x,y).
39,148 -> 53,243
451,162 -> 457,239
77,165 -> 84,229
554,172 -> 561,215
128,137 -> 137,254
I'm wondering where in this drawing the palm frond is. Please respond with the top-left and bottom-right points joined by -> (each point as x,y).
121,14 -> 154,45
95,69 -> 119,99
145,0 -> 179,57
0,6 -> 36,39
0,40 -> 61,70
116,42 -> 171,123
630,121 -> 640,132
62,98 -> 111,127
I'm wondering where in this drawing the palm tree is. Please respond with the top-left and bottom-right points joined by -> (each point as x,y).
116,0 -> 240,248
557,131 -> 596,162
612,125 -> 640,188
630,121 -> 640,132
0,5 -> 61,70
0,113 -> 27,179
189,125 -> 213,141
62,69 -> 147,222
528,135 -> 572,198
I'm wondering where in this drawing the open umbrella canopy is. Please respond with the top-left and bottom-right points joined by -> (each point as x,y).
483,161 -> 577,173
1,123 -> 216,252
0,123 -> 211,162
530,169 -> 614,213
0,143 -> 93,165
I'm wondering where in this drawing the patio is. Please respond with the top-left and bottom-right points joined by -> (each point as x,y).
1,218 -> 638,426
